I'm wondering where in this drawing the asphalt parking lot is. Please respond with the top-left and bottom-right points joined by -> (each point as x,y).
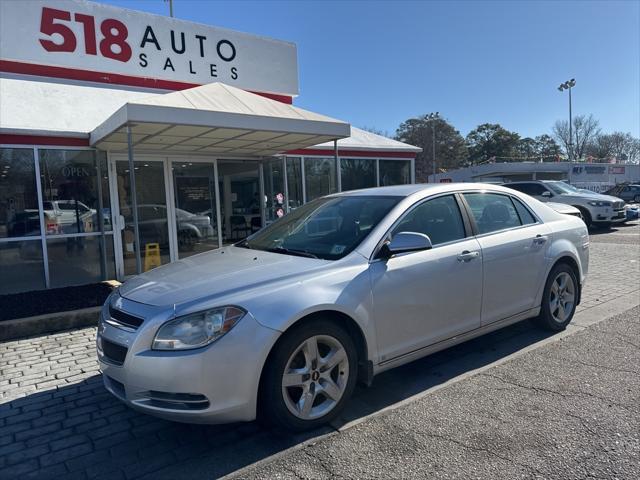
1,221 -> 639,480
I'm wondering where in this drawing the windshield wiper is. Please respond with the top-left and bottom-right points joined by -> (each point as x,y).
265,247 -> 319,259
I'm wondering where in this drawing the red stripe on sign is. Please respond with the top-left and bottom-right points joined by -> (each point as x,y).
285,149 -> 417,159
0,134 -> 90,146
0,59 -> 294,104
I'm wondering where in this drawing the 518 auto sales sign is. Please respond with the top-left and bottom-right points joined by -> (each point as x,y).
0,0 -> 299,97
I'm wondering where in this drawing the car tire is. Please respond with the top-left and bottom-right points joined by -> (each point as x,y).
575,207 -> 592,228
260,319 -> 358,432
535,263 -> 579,331
634,194 -> 640,203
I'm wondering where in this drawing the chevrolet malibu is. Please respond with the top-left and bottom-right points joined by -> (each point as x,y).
98,183 -> 589,431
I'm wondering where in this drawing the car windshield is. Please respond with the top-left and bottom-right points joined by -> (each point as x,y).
240,195 -> 400,260
546,181 -> 580,195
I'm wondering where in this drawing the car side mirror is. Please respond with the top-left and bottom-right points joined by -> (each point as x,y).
380,232 -> 433,259
541,191 -> 552,198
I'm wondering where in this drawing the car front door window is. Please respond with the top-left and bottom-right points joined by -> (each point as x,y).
390,194 -> 466,246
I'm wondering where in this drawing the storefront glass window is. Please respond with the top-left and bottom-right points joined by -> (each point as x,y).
0,148 -> 39,238
39,150 -> 108,235
304,157 -> 337,201
264,158 -> 285,222
340,158 -> 376,191
0,239 -> 46,294
286,157 -> 303,211
379,160 -> 411,186
47,235 -> 115,288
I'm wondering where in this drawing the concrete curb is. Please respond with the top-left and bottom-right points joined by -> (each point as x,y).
0,306 -> 101,342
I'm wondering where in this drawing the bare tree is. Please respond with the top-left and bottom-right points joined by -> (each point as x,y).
361,126 -> 392,138
586,132 -> 640,163
552,114 -> 600,161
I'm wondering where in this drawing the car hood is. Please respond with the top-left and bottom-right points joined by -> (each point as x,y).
561,192 -> 621,203
118,246 -> 331,307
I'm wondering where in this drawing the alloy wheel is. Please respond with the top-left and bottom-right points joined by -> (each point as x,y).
281,335 -> 350,420
549,271 -> 576,323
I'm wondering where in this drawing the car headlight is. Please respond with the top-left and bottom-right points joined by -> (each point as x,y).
152,306 -> 246,351
588,201 -> 611,207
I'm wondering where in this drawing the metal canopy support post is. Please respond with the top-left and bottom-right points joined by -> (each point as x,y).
282,156 -> 289,213
334,140 -> 340,192
126,125 -> 142,274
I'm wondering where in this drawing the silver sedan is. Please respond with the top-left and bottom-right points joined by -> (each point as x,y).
97,183 -> 589,431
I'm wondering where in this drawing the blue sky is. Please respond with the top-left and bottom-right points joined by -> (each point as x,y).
99,0 -> 639,139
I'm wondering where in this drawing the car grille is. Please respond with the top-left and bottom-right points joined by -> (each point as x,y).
108,305 -> 144,330
613,201 -> 624,210
101,338 -> 128,366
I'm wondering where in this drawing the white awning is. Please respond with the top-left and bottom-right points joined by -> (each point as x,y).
90,82 -> 350,156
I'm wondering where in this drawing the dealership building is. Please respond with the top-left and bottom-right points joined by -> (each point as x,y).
431,162 -> 640,191
0,0 -> 420,295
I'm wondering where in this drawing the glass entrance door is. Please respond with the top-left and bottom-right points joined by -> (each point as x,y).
109,157 -> 265,279
218,160 -> 263,245
171,161 -> 220,258
114,160 -> 172,276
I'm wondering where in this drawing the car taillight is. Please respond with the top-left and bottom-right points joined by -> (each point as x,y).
46,219 -> 58,234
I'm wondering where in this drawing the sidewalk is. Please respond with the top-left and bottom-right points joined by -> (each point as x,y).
236,305 -> 640,479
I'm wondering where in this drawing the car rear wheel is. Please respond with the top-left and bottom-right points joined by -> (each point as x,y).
535,264 -> 578,331
261,320 -> 357,431
633,194 -> 640,203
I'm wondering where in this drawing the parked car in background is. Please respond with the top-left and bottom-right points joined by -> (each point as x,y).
43,200 -> 95,233
98,183 -> 588,431
607,184 -> 640,204
625,204 -> 640,221
547,202 -> 584,220
121,205 -> 214,252
503,180 -> 625,228
7,210 -> 61,237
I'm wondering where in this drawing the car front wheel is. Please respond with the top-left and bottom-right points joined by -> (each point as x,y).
535,263 -> 578,331
261,319 -> 357,431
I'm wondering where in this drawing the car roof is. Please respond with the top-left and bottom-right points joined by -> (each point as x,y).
329,182 -> 516,198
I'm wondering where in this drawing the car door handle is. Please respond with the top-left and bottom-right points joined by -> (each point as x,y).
457,250 -> 480,262
533,234 -> 548,245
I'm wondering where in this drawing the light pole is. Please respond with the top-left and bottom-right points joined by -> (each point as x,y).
164,0 -> 174,17
426,112 -> 439,182
558,78 -> 576,161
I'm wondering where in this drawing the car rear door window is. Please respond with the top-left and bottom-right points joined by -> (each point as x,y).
392,195 -> 466,246
463,193 -> 522,234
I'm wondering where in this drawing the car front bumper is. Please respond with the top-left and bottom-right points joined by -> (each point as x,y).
590,206 -> 626,224
97,296 -> 280,424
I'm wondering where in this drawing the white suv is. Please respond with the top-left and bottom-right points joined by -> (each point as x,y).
504,181 -> 625,228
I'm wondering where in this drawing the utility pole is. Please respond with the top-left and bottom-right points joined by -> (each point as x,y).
165,0 -> 174,17
426,112 -> 440,182
558,79 -> 576,161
